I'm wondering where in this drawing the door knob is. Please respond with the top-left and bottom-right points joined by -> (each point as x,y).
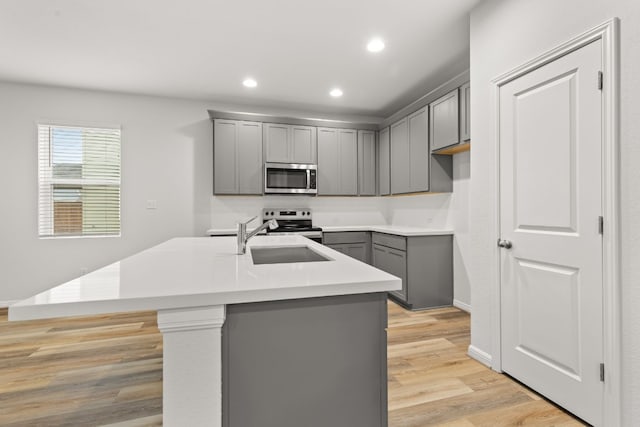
497,239 -> 513,249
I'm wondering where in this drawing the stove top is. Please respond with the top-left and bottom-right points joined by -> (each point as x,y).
262,208 -> 321,234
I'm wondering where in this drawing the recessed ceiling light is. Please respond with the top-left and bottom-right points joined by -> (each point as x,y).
366,38 -> 385,53
243,78 -> 257,88
330,88 -> 343,98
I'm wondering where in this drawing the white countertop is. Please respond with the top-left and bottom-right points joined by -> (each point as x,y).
320,225 -> 453,236
207,225 -> 453,237
9,236 -> 401,321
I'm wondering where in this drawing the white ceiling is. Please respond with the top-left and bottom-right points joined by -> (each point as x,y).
0,0 -> 479,118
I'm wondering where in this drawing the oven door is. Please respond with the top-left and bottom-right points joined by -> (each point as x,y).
264,163 -> 317,194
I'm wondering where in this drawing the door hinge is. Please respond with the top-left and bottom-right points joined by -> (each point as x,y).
597,71 -> 604,90
600,363 -> 605,382
599,216 -> 604,235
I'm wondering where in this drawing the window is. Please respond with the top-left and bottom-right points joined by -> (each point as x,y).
38,124 -> 121,237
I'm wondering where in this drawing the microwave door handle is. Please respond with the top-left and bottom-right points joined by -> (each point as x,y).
306,169 -> 311,190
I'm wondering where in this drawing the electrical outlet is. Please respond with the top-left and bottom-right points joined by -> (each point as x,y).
146,200 -> 158,210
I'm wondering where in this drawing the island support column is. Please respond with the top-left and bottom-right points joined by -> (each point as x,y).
157,305 -> 226,426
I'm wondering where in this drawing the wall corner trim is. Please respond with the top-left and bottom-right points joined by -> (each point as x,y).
468,345 -> 492,367
453,299 -> 471,313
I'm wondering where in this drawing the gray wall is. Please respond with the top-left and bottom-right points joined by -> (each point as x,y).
469,0 -> 640,423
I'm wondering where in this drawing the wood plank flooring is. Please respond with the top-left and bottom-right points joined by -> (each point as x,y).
0,302 -> 586,426
387,303 -> 586,426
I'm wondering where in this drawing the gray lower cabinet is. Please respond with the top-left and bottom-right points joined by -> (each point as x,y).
317,127 -> 358,195
263,122 -> 317,164
222,293 -> 388,427
378,127 -> 390,196
323,231 -> 371,264
358,130 -> 376,196
372,243 -> 408,300
430,89 -> 460,151
214,119 -> 263,195
371,232 -> 453,310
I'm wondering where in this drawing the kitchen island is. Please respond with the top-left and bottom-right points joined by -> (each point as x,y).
9,235 -> 400,427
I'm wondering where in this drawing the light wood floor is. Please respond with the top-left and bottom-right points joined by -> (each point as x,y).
0,302 -> 586,426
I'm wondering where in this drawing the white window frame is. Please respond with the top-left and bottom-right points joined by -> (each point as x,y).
37,123 -> 122,238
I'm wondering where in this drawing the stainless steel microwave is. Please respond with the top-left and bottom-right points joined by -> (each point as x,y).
264,163 -> 317,195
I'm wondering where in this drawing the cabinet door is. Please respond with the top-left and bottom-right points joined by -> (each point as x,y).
459,82 -> 471,142
264,123 -> 290,163
386,248 -> 408,301
317,128 -> 340,195
237,121 -> 263,194
345,243 -> 368,263
390,118 -> 410,194
430,89 -> 460,151
408,107 -> 429,192
378,127 -> 390,196
290,125 -> 317,164
358,130 -> 376,196
326,243 -> 347,255
213,119 -> 238,194
339,129 -> 358,195
372,244 -> 408,301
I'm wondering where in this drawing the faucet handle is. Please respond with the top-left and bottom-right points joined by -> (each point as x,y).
238,215 -> 258,226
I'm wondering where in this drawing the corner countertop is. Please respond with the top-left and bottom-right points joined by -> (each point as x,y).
318,225 -> 453,236
207,225 -> 453,237
9,236 -> 401,321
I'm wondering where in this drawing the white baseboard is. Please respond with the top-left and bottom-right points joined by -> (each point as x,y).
0,300 -> 18,308
468,344 -> 492,367
453,299 -> 471,313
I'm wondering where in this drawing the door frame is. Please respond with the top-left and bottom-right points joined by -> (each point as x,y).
490,18 -> 620,425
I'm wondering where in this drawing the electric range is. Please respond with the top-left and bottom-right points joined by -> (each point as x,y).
262,208 -> 322,243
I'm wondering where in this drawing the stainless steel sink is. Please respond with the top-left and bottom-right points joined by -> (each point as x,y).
251,246 -> 331,265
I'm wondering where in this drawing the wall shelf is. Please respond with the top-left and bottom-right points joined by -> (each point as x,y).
432,141 -> 470,156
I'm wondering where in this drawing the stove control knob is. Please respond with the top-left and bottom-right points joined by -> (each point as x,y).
271,211 -> 275,216
301,212 -> 306,216
307,211 -> 311,216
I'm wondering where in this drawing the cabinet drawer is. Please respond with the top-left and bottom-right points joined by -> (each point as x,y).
372,232 -> 406,251
323,231 -> 368,244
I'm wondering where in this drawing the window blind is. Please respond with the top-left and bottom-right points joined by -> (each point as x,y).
38,124 -> 121,238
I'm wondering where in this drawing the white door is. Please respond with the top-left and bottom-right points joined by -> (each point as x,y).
499,39 -> 603,424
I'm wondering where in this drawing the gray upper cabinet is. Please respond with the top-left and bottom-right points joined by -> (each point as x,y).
214,119 -> 263,195
390,107 -> 429,194
264,123 -> 317,164
459,82 -> 471,142
430,89 -> 460,151
318,127 -> 358,195
378,127 -> 390,196
408,107 -> 429,192
358,130 -> 376,196
291,125 -> 317,163
390,118 -> 409,194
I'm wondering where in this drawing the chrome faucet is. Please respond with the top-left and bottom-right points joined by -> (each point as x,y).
237,216 -> 279,254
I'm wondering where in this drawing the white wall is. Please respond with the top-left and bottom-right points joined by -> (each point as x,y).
0,82 -> 215,303
469,0 -> 640,423
210,195 -> 388,229
452,152 -> 471,308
